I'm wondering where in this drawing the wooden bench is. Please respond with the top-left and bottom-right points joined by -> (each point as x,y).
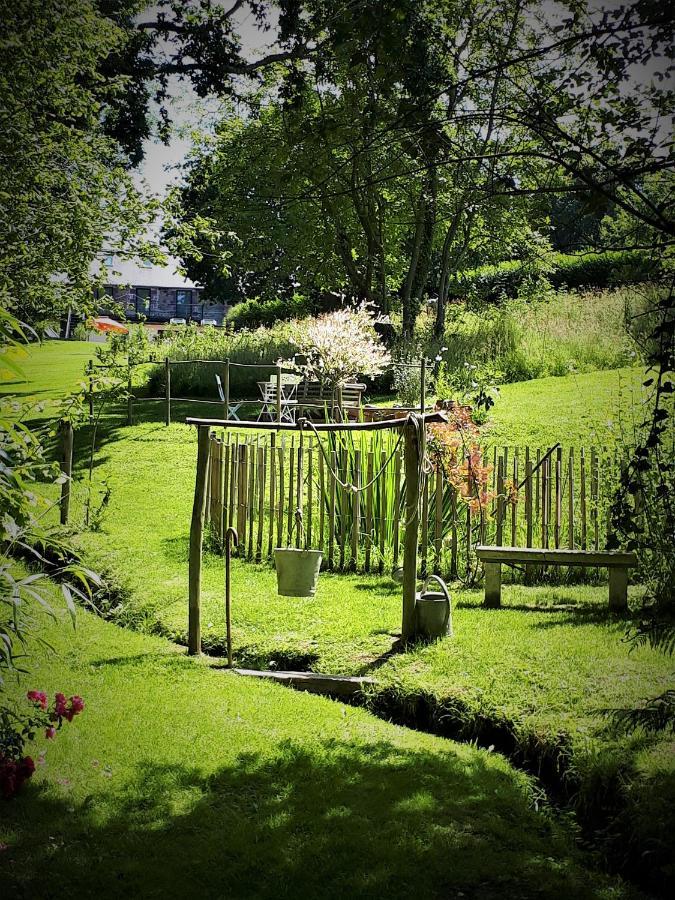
476,545 -> 638,612
295,380 -> 365,420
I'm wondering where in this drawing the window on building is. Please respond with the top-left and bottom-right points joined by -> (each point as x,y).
140,259 -> 153,268
103,254 -> 114,267
136,288 -> 151,316
176,290 -> 192,318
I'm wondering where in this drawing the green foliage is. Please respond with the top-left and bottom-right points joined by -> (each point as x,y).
425,287 -> 644,388
0,0 -> 157,325
149,323 -> 300,399
448,251 -> 661,305
225,294 -> 314,330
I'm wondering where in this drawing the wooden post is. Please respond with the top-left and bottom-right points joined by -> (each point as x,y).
402,416 -> 421,641
256,444 -> 265,562
495,455 -> 504,546
393,448 -> 402,572
352,448 -> 361,569
420,356 -> 427,414
59,419 -> 74,526
165,358 -> 171,426
268,434 -> 276,558
127,366 -> 133,426
511,449 -> 518,547
608,567 -> 629,612
365,450 -> 374,572
328,448 -> 337,569
276,363 -> 282,424
580,447 -> 587,550
434,468 -> 443,574
555,447 -> 562,548
378,448 -> 387,574
524,453 -> 534,582
318,445 -> 325,553
568,448 -> 575,550
188,426 -> 211,655
87,360 -> 94,422
223,359 -> 230,421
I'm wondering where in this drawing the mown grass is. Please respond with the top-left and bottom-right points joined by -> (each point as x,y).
1,583 -> 633,900
4,339 -> 673,892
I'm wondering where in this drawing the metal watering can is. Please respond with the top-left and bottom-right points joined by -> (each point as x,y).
415,575 -> 452,640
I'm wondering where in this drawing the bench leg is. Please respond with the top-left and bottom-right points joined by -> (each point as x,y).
608,567 -> 628,613
484,562 -> 502,608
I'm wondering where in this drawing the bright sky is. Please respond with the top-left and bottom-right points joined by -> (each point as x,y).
135,4 -> 276,198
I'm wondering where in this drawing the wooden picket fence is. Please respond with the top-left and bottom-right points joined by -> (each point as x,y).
204,430 -> 619,582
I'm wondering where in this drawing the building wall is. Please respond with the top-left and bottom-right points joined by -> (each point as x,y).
98,285 -> 226,324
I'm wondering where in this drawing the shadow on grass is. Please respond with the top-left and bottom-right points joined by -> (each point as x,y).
4,739 -> 610,900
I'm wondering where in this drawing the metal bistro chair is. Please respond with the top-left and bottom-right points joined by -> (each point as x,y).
257,375 -> 298,423
215,374 -> 243,421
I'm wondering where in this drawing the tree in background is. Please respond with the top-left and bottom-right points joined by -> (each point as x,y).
0,0 -> 157,329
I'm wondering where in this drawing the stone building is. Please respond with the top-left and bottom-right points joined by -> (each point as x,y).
94,253 -> 226,325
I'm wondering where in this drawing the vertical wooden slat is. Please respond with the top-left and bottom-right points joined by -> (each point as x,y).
228,441 -> 238,530
307,441 -> 313,549
495,454 -> 504,546
328,448 -> 337,570
365,450 -> 374,572
237,442 -> 247,552
511,449 -> 518,547
247,440 -> 256,560
188,426 -> 211,655
402,419 -> 421,641
420,468 -> 429,577
450,486 -> 458,579
295,439 -> 303,549
339,446 -> 347,570
525,449 -> 533,548
222,442 -> 230,535
591,447 -> 599,551
287,437 -> 295,546
568,448 -> 575,550
541,454 -> 548,549
378,448 -> 387,574
318,444 -> 325,553
535,448 -> 541,540
276,443 -> 285,549
434,466 -> 443,574
554,446 -> 562,549
256,444 -> 265,562
352,448 -> 361,569
165,358 -> 171,426
392,447 -> 402,571
267,435 -> 275,558
580,447 -> 587,550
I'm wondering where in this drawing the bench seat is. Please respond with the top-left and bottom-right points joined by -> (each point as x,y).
476,545 -> 638,612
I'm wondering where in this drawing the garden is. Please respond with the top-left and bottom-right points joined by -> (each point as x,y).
1,3 -> 674,899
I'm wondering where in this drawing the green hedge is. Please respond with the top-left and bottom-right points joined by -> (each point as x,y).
448,250 -> 660,303
225,293 -> 314,330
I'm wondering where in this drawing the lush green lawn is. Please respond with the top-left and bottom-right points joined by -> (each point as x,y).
4,339 -> 673,891
2,590 -> 633,899
1,339 -> 94,405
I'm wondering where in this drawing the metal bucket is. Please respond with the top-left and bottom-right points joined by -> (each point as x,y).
274,548 -> 323,597
415,575 -> 452,639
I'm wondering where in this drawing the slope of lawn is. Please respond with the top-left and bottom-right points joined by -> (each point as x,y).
5,340 -> 673,890
0,586 -> 634,900
1,339 -> 93,405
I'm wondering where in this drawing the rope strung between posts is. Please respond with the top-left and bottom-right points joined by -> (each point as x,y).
300,417 -> 407,493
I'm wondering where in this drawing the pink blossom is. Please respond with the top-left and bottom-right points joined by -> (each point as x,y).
27,690 -> 48,710
45,726 -> 57,740
53,692 -> 67,718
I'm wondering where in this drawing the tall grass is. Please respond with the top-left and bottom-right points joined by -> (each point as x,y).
147,322 -> 300,399
423,285 -> 648,385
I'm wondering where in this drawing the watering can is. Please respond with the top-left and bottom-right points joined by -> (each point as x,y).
415,575 -> 452,639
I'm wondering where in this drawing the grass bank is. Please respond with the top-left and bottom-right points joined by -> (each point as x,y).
1,583 -> 634,899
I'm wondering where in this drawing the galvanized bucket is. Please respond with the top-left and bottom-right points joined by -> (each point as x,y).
415,575 -> 452,639
274,548 -> 322,597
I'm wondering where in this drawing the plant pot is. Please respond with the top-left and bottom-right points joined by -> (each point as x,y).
415,575 -> 452,640
274,548 -> 323,597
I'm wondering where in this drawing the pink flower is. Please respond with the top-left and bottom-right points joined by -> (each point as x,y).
53,692 -> 68,719
27,690 -> 48,710
67,696 -> 84,720
17,757 -> 35,781
45,726 -> 57,740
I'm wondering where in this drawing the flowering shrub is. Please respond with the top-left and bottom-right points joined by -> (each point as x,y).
0,690 -> 84,799
426,406 -> 493,515
290,305 -> 391,386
